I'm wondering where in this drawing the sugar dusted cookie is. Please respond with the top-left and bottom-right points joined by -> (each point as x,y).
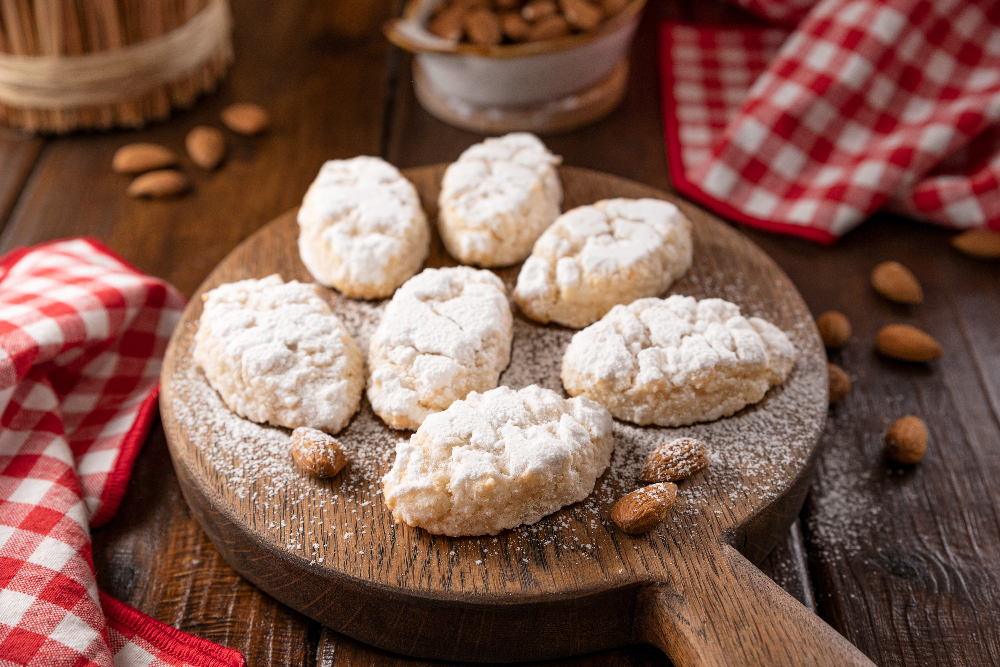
367,266 -> 513,430
382,385 -> 614,536
194,275 -> 364,434
515,198 -> 693,328
298,156 -> 429,299
438,132 -> 562,267
561,296 -> 796,427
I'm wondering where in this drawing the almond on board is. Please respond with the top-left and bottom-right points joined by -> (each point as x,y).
221,102 -> 270,136
951,229 -> 1000,259
186,126 -> 226,170
290,427 -> 348,478
112,143 -> 177,174
126,169 -> 189,198
871,261 -> 923,304
816,310 -> 851,349
611,482 -> 677,534
640,438 -> 709,483
827,363 -> 851,403
876,324 -> 942,362
885,415 -> 927,464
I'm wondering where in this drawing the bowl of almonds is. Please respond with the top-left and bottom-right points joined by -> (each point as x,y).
385,0 -> 645,133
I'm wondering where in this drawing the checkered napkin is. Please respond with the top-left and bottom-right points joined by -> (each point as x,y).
0,239 -> 244,667
659,0 -> 1000,242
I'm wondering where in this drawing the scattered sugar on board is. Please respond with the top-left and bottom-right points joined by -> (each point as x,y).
170,263 -> 829,577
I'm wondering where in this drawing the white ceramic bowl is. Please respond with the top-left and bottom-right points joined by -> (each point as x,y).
385,0 -> 646,132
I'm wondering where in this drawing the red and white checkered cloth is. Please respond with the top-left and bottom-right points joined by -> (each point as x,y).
0,239 -> 244,667
660,0 -> 1000,242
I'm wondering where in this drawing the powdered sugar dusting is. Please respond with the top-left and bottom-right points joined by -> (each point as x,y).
165,214 -> 828,589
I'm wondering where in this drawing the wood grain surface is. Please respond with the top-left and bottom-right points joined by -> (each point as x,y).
159,164 -> 847,665
0,0 -> 995,665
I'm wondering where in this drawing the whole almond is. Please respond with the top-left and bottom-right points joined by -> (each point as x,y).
827,363 -> 851,403
501,12 -> 531,40
951,229 -> 1000,259
871,261 -> 923,304
496,0 -> 522,8
876,324 -> 942,362
611,482 -> 677,534
560,0 -> 604,31
221,102 -> 269,136
640,438 -> 708,483
816,310 -> 851,349
522,0 -> 557,20
600,0 -> 629,15
885,415 -> 927,464
290,427 -> 348,478
112,143 -> 177,174
126,169 -> 189,198
186,126 -> 226,170
429,5 -> 466,40
525,13 -> 570,40
465,8 -> 502,45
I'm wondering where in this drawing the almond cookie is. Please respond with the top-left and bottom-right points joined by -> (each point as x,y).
438,132 -> 562,267
298,156 -> 430,299
382,384 -> 614,536
367,267 -> 513,430
514,198 -> 693,328
194,275 -> 364,433
561,296 -> 796,426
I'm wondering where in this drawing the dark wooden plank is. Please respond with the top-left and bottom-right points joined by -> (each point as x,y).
744,218 -> 1000,667
71,1 -> 406,665
0,0 -> 398,296
0,128 -> 43,234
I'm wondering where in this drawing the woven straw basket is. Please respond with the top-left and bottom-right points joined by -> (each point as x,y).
0,0 -> 232,133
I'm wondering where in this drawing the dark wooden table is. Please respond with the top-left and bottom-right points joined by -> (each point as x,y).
1,1 -> 997,665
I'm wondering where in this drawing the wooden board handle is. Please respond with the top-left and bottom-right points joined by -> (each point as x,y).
635,543 -> 876,667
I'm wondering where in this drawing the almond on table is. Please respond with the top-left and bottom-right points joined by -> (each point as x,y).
816,310 -> 851,349
876,324 -> 942,362
951,228 -> 1000,259
126,169 -> 189,198
827,363 -> 851,403
221,102 -> 270,136
186,126 -> 226,170
885,416 -> 928,464
871,261 -> 923,304
112,143 -> 177,174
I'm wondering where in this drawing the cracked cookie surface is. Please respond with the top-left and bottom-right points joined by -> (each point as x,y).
438,132 -> 562,267
561,295 -> 796,426
298,156 -> 429,299
367,266 -> 513,430
382,385 -> 614,536
514,198 -> 693,328
194,275 -> 364,433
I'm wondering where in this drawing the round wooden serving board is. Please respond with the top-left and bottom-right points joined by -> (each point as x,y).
161,166 -> 875,666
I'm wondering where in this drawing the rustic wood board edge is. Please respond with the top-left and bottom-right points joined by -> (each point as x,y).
160,166 -> 872,666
